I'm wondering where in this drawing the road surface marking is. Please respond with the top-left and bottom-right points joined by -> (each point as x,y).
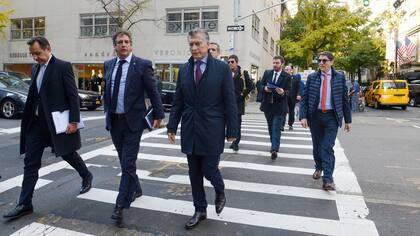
241,132 -> 312,141
241,128 -> 311,135
11,222 -> 93,236
79,188 -> 377,236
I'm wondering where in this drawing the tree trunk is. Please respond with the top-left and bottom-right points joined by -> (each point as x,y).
357,68 -> 362,84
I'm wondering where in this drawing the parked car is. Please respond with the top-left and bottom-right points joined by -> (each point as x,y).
78,90 -> 102,111
0,75 -> 29,118
408,79 -> 420,107
161,81 -> 176,111
364,80 -> 409,110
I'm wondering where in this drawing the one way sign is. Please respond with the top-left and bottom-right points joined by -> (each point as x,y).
227,25 -> 245,31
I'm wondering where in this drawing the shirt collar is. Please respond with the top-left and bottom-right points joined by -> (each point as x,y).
117,52 -> 133,64
274,69 -> 282,74
322,69 -> 332,77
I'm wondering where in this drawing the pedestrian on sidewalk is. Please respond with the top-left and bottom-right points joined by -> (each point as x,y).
299,51 -> 352,191
349,79 -> 360,112
283,65 -> 301,131
103,31 -> 164,225
3,37 -> 93,221
167,28 -> 238,230
209,42 -> 222,60
228,54 -> 254,152
258,56 -> 291,160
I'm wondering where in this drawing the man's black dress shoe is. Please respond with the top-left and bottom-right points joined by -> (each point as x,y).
111,205 -> 123,224
80,173 -> 93,194
3,204 -> 33,220
271,151 -> 278,160
231,143 -> 239,151
215,192 -> 226,214
185,211 -> 207,230
131,190 -> 143,202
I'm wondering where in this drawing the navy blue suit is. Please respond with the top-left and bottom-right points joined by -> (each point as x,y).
167,54 -> 237,212
104,55 -> 164,208
258,70 -> 291,152
299,67 -> 351,183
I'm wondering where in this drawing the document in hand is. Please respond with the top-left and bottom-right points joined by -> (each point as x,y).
144,107 -> 154,131
51,110 -> 85,134
267,83 -> 280,91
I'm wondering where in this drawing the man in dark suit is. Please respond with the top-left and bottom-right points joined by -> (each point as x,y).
227,54 -> 254,151
3,37 -> 92,220
103,31 -> 164,225
299,51 -> 351,191
283,65 -> 301,131
258,56 -> 291,160
167,28 -> 237,230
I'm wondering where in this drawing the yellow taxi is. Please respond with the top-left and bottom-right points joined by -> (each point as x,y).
365,80 -> 409,110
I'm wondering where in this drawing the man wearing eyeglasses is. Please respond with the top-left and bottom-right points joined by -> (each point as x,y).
258,55 -> 291,160
299,51 -> 351,191
227,55 -> 254,151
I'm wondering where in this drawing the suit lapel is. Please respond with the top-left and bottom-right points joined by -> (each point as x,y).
39,55 -> 55,93
124,56 -> 136,99
105,58 -> 117,107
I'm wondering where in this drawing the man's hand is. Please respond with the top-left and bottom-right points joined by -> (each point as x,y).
66,123 -> 77,134
226,137 -> 236,142
153,119 -> 162,129
344,123 -> 351,132
296,95 -> 302,101
275,87 -> 284,95
300,118 -> 309,129
264,86 -> 272,93
168,132 -> 176,144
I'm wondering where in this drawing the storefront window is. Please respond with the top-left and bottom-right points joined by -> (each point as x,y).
74,64 -> 104,93
11,17 -> 45,40
251,65 -> 259,83
155,63 -> 181,82
166,8 -> 218,33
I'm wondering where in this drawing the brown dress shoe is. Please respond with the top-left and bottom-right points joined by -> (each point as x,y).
322,182 -> 335,191
312,170 -> 322,180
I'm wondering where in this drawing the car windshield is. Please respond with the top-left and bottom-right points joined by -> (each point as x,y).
0,76 -> 30,90
382,81 -> 406,89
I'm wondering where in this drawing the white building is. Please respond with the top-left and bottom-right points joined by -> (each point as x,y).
0,0 -> 284,90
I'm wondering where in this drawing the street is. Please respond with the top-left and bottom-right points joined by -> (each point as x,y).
1,103 -> 417,235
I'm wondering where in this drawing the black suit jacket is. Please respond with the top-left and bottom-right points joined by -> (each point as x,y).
20,55 -> 81,156
167,54 -> 238,156
258,70 -> 291,115
103,55 -> 164,132
233,66 -> 254,115
289,74 -> 301,103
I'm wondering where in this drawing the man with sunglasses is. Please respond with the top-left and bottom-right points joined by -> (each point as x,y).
228,55 -> 254,151
299,51 -> 351,191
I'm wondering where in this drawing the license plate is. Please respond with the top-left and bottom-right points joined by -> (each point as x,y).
96,100 -> 101,105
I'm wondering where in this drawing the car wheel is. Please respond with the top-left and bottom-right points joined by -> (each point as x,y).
87,107 -> 96,111
374,101 -> 381,109
401,106 -> 407,110
1,99 -> 18,119
409,98 -> 416,107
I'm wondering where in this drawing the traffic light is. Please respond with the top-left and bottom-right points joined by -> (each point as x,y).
363,0 -> 369,6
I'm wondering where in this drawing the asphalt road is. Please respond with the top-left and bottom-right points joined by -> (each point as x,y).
0,103 -> 418,235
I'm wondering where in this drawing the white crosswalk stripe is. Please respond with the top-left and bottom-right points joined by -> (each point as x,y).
6,115 -> 378,235
10,222 -> 94,236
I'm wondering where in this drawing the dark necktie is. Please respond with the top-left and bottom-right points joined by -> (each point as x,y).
195,60 -> 203,85
273,72 -> 278,84
110,59 -> 126,112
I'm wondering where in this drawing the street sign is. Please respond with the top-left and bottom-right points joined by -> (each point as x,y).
227,25 -> 245,32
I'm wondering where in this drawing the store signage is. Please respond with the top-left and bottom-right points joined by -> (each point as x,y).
153,49 -> 191,57
9,52 -> 29,59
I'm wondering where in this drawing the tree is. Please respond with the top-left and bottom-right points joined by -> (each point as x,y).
0,0 -> 14,38
95,0 -> 161,31
279,0 -> 369,68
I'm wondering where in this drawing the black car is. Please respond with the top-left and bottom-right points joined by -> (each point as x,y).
408,79 -> 420,107
0,75 -> 29,118
161,81 -> 176,111
78,90 -> 102,111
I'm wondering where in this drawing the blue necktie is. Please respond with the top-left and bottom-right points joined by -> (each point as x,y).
110,59 -> 126,112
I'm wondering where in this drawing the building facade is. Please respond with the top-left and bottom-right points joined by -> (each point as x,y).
0,0 -> 283,91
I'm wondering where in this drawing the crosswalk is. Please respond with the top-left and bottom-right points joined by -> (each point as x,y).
2,114 -> 379,235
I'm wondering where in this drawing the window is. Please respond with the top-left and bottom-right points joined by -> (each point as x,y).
251,14 -> 260,41
11,17 -> 45,40
270,38 -> 275,55
263,27 -> 269,51
80,14 -> 118,37
166,8 -> 218,33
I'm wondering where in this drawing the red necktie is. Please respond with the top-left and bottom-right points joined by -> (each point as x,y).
321,73 -> 328,111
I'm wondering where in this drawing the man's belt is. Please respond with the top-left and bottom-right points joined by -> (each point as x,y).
318,109 -> 334,113
111,113 -> 126,119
